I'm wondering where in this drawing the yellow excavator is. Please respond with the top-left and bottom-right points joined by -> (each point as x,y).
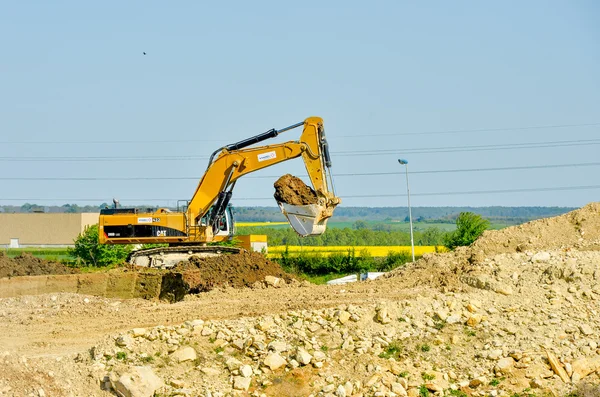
99,116 -> 341,268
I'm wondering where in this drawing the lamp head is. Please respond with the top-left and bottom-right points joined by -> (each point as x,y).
398,159 -> 408,165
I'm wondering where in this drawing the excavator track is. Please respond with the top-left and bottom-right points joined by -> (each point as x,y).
128,246 -> 242,269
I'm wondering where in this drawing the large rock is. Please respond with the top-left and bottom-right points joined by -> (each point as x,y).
531,252 -> 551,263
170,346 -> 197,363
110,366 -> 164,397
296,348 -> 312,365
233,376 -> 251,391
263,352 -> 287,370
546,351 -> 569,383
571,356 -> 600,382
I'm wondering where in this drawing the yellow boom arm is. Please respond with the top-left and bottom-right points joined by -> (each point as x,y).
186,116 -> 340,238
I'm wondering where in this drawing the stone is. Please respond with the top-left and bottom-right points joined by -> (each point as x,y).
366,374 -> 381,387
495,286 -> 513,296
264,276 -> 281,288
390,363 -> 403,376
579,324 -> 594,336
322,384 -> 335,393
424,383 -> 443,392
335,385 -> 347,397
233,376 -> 251,391
446,314 -> 462,324
201,367 -> 221,377
488,349 -> 503,360
343,381 -> 353,396
257,318 -> 275,331
116,335 -> 134,348
268,341 -> 288,352
496,357 -> 515,372
110,366 -> 164,397
170,347 -> 197,363
546,351 -> 570,383
313,351 -> 327,362
531,252 -> 551,263
337,310 -> 351,324
263,352 -> 286,370
240,365 -> 253,378
201,327 -> 213,336
469,377 -> 485,388
530,378 -> 544,389
296,348 -> 312,365
225,357 -> 243,371
187,319 -> 204,328
466,314 -> 482,327
169,379 -> 185,388
131,328 -> 146,338
376,307 -> 391,324
391,382 -> 407,396
571,356 -> 600,382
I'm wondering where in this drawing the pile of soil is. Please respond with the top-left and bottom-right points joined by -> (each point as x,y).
273,174 -> 318,205
173,251 -> 294,292
0,252 -> 78,278
384,202 -> 600,289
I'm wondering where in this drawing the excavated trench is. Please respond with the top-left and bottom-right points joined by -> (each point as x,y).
0,251 -> 292,303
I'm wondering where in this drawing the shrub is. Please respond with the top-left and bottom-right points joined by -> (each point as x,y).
444,212 -> 490,250
69,224 -> 131,267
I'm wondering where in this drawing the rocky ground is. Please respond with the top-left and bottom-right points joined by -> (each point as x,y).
1,204 -> 600,396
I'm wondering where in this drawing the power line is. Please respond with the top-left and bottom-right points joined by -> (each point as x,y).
1,138 -> 599,162
1,122 -> 598,144
2,184 -> 599,203
339,122 -> 600,138
1,161 -> 599,181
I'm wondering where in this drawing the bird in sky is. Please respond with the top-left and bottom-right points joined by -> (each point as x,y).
143,52 -> 146,55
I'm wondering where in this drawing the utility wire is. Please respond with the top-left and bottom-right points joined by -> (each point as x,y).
2,184 -> 599,202
1,138 -> 599,162
1,161 -> 599,181
0,122 -> 597,144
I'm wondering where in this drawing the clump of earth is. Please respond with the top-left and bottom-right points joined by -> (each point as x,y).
0,252 -> 78,278
273,173 -> 318,205
172,251 -> 295,292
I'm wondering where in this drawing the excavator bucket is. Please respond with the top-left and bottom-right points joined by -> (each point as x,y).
277,202 -> 331,237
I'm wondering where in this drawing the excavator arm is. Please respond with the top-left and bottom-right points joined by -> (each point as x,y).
187,116 -> 341,238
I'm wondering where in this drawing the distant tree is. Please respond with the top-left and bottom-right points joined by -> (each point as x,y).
62,204 -> 80,213
69,224 -> 131,267
443,212 -> 490,250
352,220 -> 369,230
20,203 -> 37,212
418,227 -> 445,246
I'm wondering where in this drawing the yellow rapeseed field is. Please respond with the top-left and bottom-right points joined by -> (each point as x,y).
267,245 -> 446,258
235,222 -> 288,227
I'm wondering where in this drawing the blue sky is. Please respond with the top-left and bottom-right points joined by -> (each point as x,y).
1,1 -> 598,208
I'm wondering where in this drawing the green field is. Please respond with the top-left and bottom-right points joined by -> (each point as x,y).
2,247 -> 71,262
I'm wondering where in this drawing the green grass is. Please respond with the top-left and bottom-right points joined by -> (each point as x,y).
378,341 -> 403,359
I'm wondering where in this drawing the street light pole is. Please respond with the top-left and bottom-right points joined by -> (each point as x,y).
398,159 -> 415,262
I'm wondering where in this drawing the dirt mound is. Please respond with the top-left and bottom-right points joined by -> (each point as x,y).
471,201 -> 600,255
384,202 -> 600,289
0,252 -> 78,278
273,174 -> 318,205
173,251 -> 293,292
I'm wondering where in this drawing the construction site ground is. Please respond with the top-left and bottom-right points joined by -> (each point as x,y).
1,204 -> 600,397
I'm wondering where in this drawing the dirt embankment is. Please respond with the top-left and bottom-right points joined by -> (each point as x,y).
0,252 -> 78,278
273,174 -> 318,205
385,202 -> 600,290
173,251 -> 294,292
